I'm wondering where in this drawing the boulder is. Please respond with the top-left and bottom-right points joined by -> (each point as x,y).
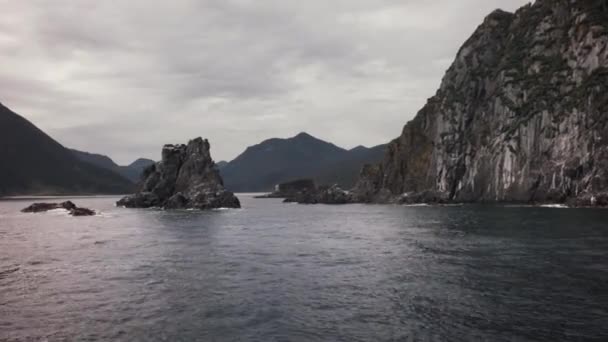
117,137 -> 240,210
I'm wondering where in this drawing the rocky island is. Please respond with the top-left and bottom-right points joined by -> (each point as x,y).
254,179 -> 316,198
117,138 -> 240,210
351,0 -> 608,207
283,184 -> 353,205
256,179 -> 352,204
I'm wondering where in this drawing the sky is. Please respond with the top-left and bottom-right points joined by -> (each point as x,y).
0,0 -> 531,164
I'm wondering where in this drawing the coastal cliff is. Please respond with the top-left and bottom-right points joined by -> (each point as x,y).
354,0 -> 608,206
117,138 -> 240,210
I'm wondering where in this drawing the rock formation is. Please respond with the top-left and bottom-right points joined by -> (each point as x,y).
117,138 -> 240,209
354,0 -> 608,207
21,201 -> 96,216
255,179 -> 316,198
283,184 -> 353,205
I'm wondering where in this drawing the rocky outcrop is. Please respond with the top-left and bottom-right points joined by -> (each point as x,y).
117,138 -> 240,210
354,1 -> 608,207
21,201 -> 96,216
255,179 -> 316,198
284,184 -> 354,204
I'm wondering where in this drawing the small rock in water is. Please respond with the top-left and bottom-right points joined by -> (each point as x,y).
21,201 -> 77,213
21,201 -> 95,216
69,207 -> 96,216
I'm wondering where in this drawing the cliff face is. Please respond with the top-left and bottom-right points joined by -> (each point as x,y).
117,138 -> 240,210
355,0 -> 608,206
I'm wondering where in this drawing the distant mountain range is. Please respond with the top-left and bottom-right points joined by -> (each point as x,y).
70,149 -> 155,183
0,103 -> 383,195
221,132 -> 386,192
0,103 -> 134,196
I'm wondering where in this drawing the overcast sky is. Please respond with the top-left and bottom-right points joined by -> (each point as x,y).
1,0 -> 530,164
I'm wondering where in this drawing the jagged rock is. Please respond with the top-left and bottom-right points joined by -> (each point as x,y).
117,138 -> 240,210
21,201 -> 96,216
353,1 -> 608,207
316,185 -> 353,204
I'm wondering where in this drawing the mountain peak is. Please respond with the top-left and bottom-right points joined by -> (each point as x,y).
293,132 -> 314,139
350,145 -> 368,152
128,158 -> 155,169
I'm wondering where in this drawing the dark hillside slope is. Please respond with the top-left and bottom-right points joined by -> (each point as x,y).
221,132 -> 385,192
0,103 -> 133,195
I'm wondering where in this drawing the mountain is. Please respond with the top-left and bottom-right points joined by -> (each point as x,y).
69,149 -> 117,170
71,149 -> 155,183
221,132 -> 386,192
314,144 -> 386,189
0,103 -> 134,196
215,161 -> 228,169
122,158 -> 157,182
354,0 -> 608,206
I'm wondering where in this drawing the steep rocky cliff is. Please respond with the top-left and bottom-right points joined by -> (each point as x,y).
355,0 -> 608,206
117,138 -> 240,209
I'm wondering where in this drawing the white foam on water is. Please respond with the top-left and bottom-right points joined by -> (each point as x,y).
540,204 -> 569,209
47,209 -> 70,216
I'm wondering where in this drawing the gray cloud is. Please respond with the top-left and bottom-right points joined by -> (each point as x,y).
0,0 -> 530,164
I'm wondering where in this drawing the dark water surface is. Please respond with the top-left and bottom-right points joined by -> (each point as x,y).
1,195 -> 607,341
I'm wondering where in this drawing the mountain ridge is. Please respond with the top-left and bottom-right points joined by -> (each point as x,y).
0,103 -> 134,196
70,149 -> 155,183
221,132 -> 386,192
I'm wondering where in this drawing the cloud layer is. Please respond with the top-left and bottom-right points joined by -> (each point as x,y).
0,0 -> 530,164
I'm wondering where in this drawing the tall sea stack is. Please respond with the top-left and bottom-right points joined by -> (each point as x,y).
117,138 -> 240,209
354,0 -> 608,207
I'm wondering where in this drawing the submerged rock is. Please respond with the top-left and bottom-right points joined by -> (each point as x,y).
117,138 -> 240,210
353,1 -> 608,207
21,201 -> 96,216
